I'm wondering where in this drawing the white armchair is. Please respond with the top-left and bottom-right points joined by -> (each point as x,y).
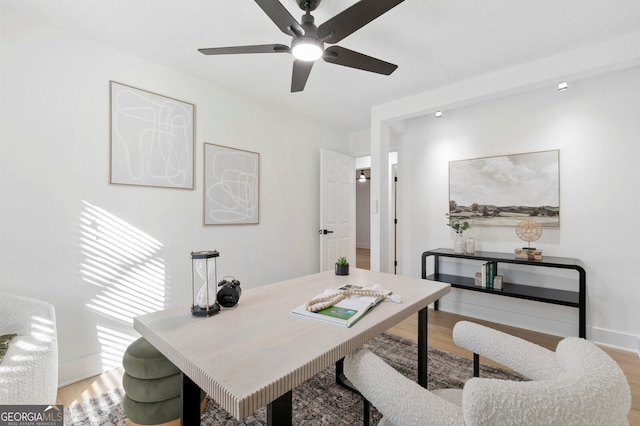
0,293 -> 59,405
344,321 -> 631,425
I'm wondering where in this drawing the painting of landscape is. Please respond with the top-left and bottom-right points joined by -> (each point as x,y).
449,150 -> 559,227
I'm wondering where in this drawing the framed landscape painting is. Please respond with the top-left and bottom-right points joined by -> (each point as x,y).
449,150 -> 560,227
110,81 -> 194,189
204,143 -> 259,225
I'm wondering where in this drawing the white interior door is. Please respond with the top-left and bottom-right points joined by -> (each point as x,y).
320,149 -> 355,271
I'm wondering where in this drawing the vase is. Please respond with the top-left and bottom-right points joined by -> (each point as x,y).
466,236 -> 475,254
454,233 -> 466,254
335,263 -> 349,275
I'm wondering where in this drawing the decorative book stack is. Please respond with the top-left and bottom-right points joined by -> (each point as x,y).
475,261 -> 502,290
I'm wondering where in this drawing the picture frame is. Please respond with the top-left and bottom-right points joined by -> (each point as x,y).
110,81 -> 194,189
449,150 -> 560,227
204,143 -> 259,225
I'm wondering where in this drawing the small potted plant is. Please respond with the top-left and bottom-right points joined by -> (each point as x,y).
335,257 -> 349,276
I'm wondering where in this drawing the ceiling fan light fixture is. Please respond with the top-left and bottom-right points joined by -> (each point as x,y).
292,38 -> 323,61
199,0 -> 405,92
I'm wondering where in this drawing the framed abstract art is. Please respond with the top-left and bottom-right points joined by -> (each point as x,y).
110,82 -> 194,189
204,143 -> 259,225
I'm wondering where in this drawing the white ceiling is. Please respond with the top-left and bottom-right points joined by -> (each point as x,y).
3,0 -> 640,131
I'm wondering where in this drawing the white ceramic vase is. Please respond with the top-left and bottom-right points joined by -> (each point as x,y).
465,236 -> 475,254
454,233 -> 466,254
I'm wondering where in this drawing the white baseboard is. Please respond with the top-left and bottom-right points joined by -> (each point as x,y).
591,327 -> 640,357
438,293 -> 640,356
439,298 -> 577,338
58,353 -> 120,387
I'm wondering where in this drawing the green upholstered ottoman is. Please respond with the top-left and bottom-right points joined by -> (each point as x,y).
123,337 -> 205,426
123,337 -> 180,380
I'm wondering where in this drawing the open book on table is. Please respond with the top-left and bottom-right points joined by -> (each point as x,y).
291,284 -> 391,328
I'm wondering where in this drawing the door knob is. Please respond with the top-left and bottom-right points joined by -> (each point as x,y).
319,229 -> 334,234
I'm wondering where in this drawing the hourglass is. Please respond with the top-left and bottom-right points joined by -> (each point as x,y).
191,250 -> 221,317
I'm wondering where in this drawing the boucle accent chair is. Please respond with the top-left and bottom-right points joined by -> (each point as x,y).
0,292 -> 59,405
344,321 -> 632,425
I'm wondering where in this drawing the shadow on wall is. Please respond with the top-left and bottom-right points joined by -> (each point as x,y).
79,200 -> 166,370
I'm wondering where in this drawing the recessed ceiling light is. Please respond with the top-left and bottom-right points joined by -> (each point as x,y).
435,111 -> 442,118
558,82 -> 568,91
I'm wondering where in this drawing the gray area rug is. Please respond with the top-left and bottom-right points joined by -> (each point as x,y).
64,333 -> 524,425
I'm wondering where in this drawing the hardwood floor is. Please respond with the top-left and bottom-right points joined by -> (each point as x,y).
56,366 -> 124,407
57,248 -> 640,424
355,246 -> 370,270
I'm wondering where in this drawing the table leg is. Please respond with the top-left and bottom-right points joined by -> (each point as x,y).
362,397 -> 370,426
417,307 -> 428,388
181,373 -> 201,426
335,358 -> 359,393
473,353 -> 480,377
267,390 -> 292,426
335,358 -> 369,425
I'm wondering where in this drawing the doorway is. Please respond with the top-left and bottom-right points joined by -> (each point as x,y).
355,167 -> 371,269
355,152 -> 399,273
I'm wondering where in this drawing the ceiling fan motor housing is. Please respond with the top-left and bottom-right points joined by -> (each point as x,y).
298,0 -> 320,11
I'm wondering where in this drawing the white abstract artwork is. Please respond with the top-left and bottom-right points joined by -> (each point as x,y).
204,143 -> 259,225
110,82 -> 194,189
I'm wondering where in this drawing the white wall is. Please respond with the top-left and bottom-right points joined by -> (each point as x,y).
349,129 -> 371,157
396,66 -> 640,352
0,10 -> 349,384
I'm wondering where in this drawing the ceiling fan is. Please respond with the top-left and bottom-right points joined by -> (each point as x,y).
198,0 -> 405,92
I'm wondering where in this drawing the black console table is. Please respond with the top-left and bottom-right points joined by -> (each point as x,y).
422,248 -> 586,338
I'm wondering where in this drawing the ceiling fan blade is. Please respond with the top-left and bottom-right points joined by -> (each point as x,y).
318,0 -> 405,44
323,46 -> 397,75
198,44 -> 290,55
254,0 -> 304,37
291,59 -> 314,92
